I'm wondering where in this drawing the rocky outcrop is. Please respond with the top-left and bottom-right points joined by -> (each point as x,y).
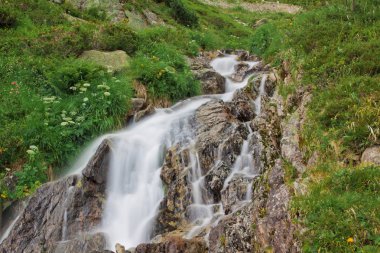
195,100 -> 248,173
189,53 -> 226,95
149,55 -> 304,253
0,140 -> 111,253
281,88 -> 311,174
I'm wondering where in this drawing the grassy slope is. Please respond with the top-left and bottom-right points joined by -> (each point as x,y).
248,1 -> 380,252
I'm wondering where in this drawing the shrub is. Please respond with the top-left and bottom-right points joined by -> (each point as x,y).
98,23 -> 139,55
48,59 -> 107,94
164,0 -> 199,27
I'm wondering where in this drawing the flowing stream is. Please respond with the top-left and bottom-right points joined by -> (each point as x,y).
0,55 -> 265,249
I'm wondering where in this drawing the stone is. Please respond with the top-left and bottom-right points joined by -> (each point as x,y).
58,0 -> 124,21
228,88 -> 257,122
142,10 -> 165,26
131,98 -> 146,112
115,243 -> 126,253
155,146 -> 192,235
231,62 -> 251,82
124,10 -> 148,29
134,104 -> 155,122
80,50 -> 130,73
361,146 -> 380,165
197,70 -> 226,94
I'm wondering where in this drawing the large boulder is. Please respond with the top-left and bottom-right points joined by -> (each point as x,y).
197,70 -> 226,95
189,53 -> 226,95
80,50 -> 130,72
0,140 -> 111,253
195,100 -> 248,173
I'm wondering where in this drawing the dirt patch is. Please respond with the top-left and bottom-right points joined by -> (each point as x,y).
201,0 -> 302,14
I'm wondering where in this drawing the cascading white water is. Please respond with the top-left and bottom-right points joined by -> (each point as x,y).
255,74 -> 268,115
100,97 -> 211,249
56,54 -> 263,250
184,56 -> 265,239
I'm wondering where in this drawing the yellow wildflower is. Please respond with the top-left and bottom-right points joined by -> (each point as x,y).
347,237 -> 354,243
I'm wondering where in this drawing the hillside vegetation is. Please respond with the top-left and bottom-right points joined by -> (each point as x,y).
0,0 -> 379,252
249,0 -> 380,252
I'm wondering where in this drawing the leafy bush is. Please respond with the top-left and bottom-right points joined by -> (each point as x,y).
164,0 -> 199,27
48,60 -> 107,94
294,166 -> 380,252
98,23 -> 139,55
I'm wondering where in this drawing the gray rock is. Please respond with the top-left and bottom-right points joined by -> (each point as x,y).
142,10 -> 165,26
361,146 -> 380,165
80,50 -> 130,73
195,100 -> 248,173
197,70 -> 226,94
231,62 -> 251,82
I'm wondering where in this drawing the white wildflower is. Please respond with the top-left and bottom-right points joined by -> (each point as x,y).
26,150 -> 35,155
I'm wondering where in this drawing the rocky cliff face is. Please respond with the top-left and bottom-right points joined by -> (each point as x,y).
0,51 -> 305,253
0,140 -> 111,253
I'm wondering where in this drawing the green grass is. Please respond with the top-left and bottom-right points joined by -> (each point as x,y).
293,166 -> 380,252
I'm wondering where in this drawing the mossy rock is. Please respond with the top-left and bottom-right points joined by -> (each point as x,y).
79,50 -> 130,72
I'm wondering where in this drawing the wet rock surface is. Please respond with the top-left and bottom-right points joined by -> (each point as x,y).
0,140 -> 111,253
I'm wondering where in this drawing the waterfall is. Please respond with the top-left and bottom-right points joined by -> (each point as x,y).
100,98 -> 211,249
255,73 -> 268,115
56,54 -> 266,249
